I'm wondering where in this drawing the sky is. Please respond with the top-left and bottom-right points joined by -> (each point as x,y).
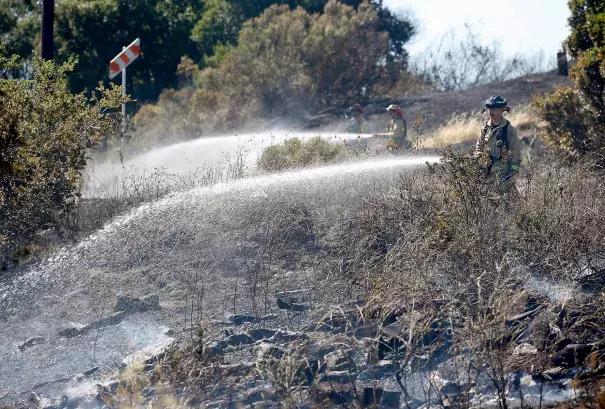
385,0 -> 571,59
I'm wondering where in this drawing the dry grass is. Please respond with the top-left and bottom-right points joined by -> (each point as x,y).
420,105 -> 542,148
7,146 -> 605,409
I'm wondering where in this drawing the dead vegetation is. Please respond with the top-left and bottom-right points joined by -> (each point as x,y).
419,105 -> 542,149
55,149 -> 605,409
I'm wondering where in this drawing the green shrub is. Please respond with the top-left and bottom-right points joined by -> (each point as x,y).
134,0 -> 399,142
0,54 -> 124,269
534,0 -> 605,162
258,136 -> 342,172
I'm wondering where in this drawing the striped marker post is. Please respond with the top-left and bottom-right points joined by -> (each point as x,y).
109,38 -> 141,140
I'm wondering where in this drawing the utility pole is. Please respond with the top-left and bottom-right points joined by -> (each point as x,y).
41,0 -> 54,60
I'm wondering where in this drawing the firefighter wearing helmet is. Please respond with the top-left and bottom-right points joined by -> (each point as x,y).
346,103 -> 365,134
377,104 -> 409,149
475,95 -> 521,192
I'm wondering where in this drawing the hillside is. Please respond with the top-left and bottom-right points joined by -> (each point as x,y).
308,69 -> 572,139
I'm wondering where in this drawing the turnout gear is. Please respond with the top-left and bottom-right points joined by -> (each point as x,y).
380,104 -> 409,149
476,117 -> 521,191
346,103 -> 365,134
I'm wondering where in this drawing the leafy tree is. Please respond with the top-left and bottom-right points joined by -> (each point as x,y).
0,52 -> 125,269
0,0 -> 40,74
190,0 -> 415,64
190,0 -> 240,58
135,0 -> 394,139
2,0 -> 414,106
54,0 -> 204,102
534,0 -> 605,161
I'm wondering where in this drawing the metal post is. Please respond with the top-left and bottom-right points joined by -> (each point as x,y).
121,46 -> 127,137
41,0 -> 54,60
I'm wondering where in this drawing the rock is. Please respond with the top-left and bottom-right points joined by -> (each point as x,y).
520,374 -> 537,388
274,289 -> 311,304
552,343 -> 595,367
18,336 -> 45,352
381,320 -> 407,338
249,328 -> 277,342
554,338 -> 573,352
82,366 -> 101,377
523,311 -> 559,351
304,312 -> 358,333
440,381 -> 474,396
325,349 -> 357,372
122,337 -> 175,368
92,311 -> 126,328
537,366 -> 570,381
222,333 -> 253,348
28,392 -> 40,407
163,328 -> 175,337
276,298 -> 310,312
228,315 -> 256,325
254,342 -> 285,360
57,395 -> 68,409
73,373 -> 86,383
58,312 -> 126,338
58,326 -> 83,338
212,363 -> 255,378
348,325 -> 376,339
513,343 -> 538,356
308,340 -> 338,360
204,342 -> 224,358
225,314 -> 278,326
313,382 -> 354,404
506,305 -> 544,325
362,387 -> 401,407
320,370 -> 358,384
358,360 -> 400,381
39,397 -> 53,409
271,330 -> 307,343
114,294 -> 160,314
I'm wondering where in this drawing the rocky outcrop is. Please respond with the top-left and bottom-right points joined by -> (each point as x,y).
114,294 -> 160,314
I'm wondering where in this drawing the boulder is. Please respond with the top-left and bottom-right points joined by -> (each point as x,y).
58,312 -> 126,338
221,333 -> 253,348
249,328 -> 277,342
121,337 -> 175,368
271,330 -> 307,343
276,298 -> 310,312
204,342 -> 225,358
228,315 -> 256,325
254,342 -> 285,360
513,343 -> 538,356
114,294 -> 160,314
313,382 -> 354,404
324,349 -> 357,372
320,370 -> 358,384
358,360 -> 400,381
552,343 -> 595,368
18,336 -> 45,352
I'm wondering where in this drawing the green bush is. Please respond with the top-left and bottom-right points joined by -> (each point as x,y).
0,54 -> 124,269
534,0 -> 605,162
258,136 -> 342,172
134,0 -> 400,142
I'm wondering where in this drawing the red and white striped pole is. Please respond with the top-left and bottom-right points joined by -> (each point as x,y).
121,46 -> 127,136
109,38 -> 141,140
